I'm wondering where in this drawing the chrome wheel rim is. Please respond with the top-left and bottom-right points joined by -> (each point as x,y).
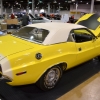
45,68 -> 60,87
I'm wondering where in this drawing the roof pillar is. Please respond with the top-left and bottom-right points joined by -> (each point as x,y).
90,0 -> 94,13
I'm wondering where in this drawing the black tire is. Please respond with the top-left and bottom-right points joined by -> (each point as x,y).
36,65 -> 63,91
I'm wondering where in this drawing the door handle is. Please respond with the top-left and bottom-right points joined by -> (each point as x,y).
78,47 -> 82,51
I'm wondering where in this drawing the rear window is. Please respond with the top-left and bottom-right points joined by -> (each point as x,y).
12,27 -> 49,43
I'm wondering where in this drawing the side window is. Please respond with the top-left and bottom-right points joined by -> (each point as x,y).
72,29 -> 93,43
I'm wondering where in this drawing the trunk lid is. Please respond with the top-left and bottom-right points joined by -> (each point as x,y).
0,35 -> 34,60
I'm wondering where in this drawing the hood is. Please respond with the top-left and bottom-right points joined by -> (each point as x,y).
0,35 -> 33,60
75,14 -> 100,36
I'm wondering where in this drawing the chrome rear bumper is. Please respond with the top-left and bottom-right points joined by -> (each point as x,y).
0,73 -> 12,82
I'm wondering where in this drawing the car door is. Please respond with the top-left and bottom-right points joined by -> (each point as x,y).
65,33 -> 78,68
72,28 -> 96,64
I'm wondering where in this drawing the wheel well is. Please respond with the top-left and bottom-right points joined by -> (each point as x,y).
55,62 -> 67,71
36,62 -> 67,83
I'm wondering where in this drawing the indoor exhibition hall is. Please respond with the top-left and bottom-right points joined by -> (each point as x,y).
0,0 -> 100,100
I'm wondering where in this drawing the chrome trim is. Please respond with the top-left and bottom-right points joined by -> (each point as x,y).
0,74 -> 12,82
11,34 -> 43,45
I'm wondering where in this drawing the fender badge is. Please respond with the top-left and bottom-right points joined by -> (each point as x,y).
35,53 -> 42,60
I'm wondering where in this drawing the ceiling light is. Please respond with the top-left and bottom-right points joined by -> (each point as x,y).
29,2 -> 32,4
72,0 -> 75,1
39,0 -> 43,3
53,0 -> 57,3
68,1 -> 72,3
86,2 -> 88,4
80,1 -> 82,2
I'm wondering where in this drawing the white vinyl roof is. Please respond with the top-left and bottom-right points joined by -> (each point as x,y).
27,23 -> 86,45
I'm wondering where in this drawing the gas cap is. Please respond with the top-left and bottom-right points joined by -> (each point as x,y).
35,53 -> 42,60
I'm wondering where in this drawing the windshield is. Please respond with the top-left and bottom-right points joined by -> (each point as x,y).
12,27 -> 49,43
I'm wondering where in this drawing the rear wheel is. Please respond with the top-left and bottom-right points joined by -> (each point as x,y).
36,65 -> 63,91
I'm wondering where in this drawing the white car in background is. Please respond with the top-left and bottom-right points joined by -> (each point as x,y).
29,14 -> 62,24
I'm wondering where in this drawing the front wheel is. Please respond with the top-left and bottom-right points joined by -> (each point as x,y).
36,65 -> 63,91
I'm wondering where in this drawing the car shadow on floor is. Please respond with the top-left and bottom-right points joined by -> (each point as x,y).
12,58 -> 100,100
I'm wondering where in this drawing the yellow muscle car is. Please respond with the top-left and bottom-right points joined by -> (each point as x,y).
0,23 -> 100,91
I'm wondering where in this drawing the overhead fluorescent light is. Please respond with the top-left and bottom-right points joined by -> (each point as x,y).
29,2 -> 32,4
68,1 -> 72,3
53,0 -> 57,3
39,0 -> 43,3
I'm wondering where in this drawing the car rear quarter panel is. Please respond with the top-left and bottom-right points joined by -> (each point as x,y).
8,42 -> 77,85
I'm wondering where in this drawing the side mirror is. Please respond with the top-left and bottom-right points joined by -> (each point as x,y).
92,36 -> 97,42
93,35 -> 98,39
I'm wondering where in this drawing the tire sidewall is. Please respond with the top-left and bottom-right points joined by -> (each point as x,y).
37,65 -> 63,91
